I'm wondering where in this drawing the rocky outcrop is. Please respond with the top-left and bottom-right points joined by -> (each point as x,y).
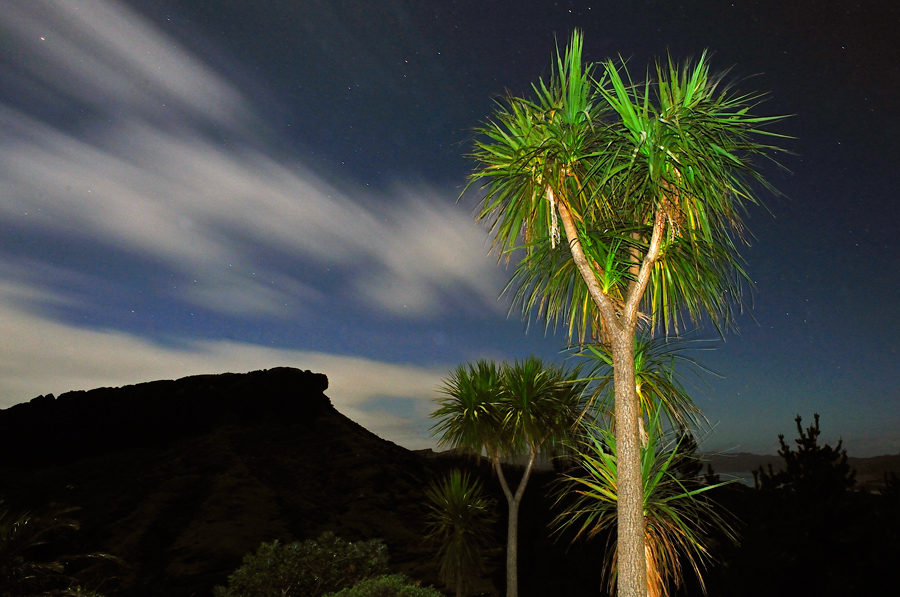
0,368 -> 330,468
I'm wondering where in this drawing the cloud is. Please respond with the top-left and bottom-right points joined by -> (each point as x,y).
0,0 -> 505,320
0,0 -> 248,128
0,280 -> 445,449
0,1 -> 502,450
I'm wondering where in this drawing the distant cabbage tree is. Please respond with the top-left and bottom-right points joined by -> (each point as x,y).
430,357 -> 587,597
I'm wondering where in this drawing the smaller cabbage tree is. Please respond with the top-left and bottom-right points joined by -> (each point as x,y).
430,357 -> 587,597
424,469 -> 496,596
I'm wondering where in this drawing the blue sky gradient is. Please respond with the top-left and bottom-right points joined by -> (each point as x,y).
0,0 -> 897,455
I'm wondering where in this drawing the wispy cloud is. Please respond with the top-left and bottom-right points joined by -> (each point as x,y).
0,0 -> 504,320
0,280 -> 446,448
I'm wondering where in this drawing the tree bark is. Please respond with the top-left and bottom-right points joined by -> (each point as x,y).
505,498 -> 520,597
610,325 -> 647,597
554,201 -> 669,597
492,449 -> 538,597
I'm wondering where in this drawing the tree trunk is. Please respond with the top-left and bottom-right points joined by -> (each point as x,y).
611,326 -> 647,597
492,450 -> 537,597
555,198 -> 662,597
506,497 -> 520,597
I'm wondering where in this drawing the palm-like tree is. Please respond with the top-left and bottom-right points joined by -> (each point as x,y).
430,357 -> 587,597
552,411 -> 737,597
424,469 -> 497,597
0,501 -> 118,596
468,31 -> 786,597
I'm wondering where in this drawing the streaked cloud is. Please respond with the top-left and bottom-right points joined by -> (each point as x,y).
0,0 -> 505,445
0,0 -> 249,128
0,0 -> 504,320
0,280 -> 446,449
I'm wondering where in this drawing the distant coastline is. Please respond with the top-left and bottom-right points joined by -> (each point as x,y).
701,452 -> 900,489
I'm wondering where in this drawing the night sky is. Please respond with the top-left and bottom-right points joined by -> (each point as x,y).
0,0 -> 897,456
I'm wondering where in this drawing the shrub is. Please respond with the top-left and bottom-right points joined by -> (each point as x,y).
213,532 -> 389,597
423,469 -> 496,597
324,574 -> 442,597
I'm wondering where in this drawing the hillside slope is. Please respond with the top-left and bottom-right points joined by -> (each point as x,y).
0,368 -> 442,596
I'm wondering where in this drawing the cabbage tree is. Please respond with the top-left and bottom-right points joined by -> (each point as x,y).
467,31 -> 786,596
430,357 -> 587,597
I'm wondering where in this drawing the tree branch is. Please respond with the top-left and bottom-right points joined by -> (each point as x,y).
555,200 -> 620,327
513,446 -> 539,504
624,208 -> 667,326
492,450 -> 515,504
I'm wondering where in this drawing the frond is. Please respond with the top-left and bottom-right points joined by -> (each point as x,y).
574,332 -> 715,433
430,360 -> 504,455
551,417 -> 738,597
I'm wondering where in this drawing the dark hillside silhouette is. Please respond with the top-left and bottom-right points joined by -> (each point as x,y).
0,368 -> 330,468
0,368 -> 446,596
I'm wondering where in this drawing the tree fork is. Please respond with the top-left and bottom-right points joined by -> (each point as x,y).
492,448 -> 538,597
555,199 -> 669,597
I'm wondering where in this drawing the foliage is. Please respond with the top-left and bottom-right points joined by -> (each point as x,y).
552,411 -> 737,597
465,29 -> 787,597
324,574 -> 442,597
213,532 -> 389,597
431,357 -> 588,462
423,470 -> 496,597
0,500 -> 119,597
753,413 -> 856,499
431,360 -> 504,459
470,31 -> 788,343
575,331 -> 715,432
430,356 -> 587,597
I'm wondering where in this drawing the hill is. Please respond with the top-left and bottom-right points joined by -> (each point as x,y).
0,368 -> 448,596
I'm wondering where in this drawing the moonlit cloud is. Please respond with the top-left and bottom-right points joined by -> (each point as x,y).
0,0 -> 504,320
0,281 -> 446,448
0,0 -> 502,446
0,0 -> 249,128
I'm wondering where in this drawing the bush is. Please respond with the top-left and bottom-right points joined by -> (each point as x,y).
324,574 -> 442,597
213,532 -> 389,597
0,501 -> 120,597
753,413 -> 856,499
